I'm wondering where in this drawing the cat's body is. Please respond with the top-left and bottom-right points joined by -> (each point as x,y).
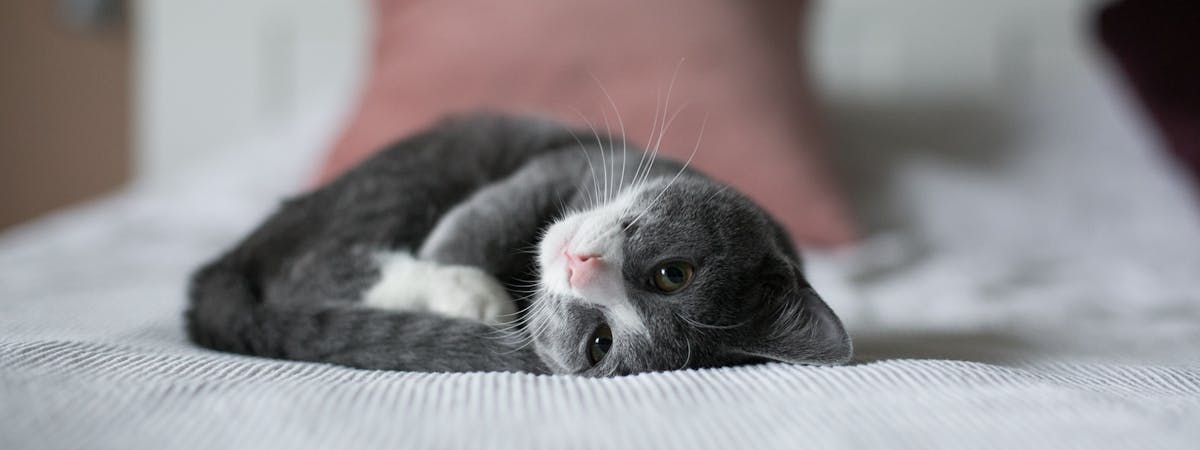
187,113 -> 851,376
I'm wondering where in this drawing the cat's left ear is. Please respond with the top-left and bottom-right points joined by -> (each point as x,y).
738,262 -> 853,366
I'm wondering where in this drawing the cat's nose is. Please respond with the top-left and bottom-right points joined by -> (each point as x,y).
564,251 -> 601,287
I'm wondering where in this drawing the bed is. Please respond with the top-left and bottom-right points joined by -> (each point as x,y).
4,4 -> 1200,450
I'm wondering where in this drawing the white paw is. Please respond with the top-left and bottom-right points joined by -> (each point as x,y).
424,265 -> 516,323
363,252 -> 515,324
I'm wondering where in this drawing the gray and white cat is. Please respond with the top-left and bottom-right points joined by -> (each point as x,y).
187,113 -> 851,376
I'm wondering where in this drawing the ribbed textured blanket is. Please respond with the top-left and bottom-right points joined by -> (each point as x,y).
4,340 -> 1198,449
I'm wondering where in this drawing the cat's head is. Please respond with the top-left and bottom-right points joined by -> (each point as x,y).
531,175 -> 852,376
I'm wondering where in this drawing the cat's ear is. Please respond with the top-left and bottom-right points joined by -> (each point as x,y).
738,261 -> 853,366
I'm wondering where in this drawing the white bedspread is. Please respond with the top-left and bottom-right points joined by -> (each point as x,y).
4,42 -> 1200,450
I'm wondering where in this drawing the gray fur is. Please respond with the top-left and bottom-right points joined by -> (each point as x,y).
186,113 -> 851,375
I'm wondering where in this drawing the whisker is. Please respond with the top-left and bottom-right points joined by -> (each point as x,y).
563,123 -> 601,208
650,60 -> 684,157
631,85 -> 662,196
676,334 -> 693,370
625,112 -> 706,230
506,280 -> 542,289
569,107 -> 608,208
489,293 -> 540,322
631,100 -> 688,205
635,59 -> 686,193
505,284 -> 543,293
703,183 -> 732,204
588,72 -> 628,200
503,307 -> 552,353
597,105 -> 613,203
488,299 -> 543,339
673,310 -> 752,331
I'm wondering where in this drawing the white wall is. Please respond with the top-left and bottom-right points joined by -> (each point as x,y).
812,0 -> 1113,107
134,0 -> 369,185
808,0 -> 1151,235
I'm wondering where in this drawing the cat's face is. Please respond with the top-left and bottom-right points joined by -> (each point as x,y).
532,176 -> 852,376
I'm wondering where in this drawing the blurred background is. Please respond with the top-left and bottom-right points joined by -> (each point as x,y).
1,0 -> 368,230
3,0 -> 1195,231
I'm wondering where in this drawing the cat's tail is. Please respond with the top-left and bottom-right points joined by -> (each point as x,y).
185,261 -> 547,373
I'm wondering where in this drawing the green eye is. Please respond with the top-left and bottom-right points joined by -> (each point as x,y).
588,324 -> 613,366
652,262 -> 694,293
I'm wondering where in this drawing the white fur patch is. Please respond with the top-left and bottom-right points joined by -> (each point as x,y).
363,252 -> 515,324
538,190 -> 649,336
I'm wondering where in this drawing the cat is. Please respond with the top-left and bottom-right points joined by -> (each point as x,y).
186,113 -> 852,376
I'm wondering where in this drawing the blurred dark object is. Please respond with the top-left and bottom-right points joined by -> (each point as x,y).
0,1 -> 132,231
57,0 -> 126,32
1098,0 -> 1200,187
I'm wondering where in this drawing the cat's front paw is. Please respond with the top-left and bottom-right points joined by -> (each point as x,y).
364,253 -> 515,324
423,265 -> 515,323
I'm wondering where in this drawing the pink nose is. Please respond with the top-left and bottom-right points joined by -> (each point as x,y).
564,251 -> 600,287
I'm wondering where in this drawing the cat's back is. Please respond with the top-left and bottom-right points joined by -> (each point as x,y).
318,113 -> 583,208
219,114 -> 590,271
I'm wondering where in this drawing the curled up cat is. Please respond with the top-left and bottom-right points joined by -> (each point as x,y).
186,113 -> 852,376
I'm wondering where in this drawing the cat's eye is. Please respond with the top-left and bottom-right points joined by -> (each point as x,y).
587,324 -> 613,366
652,262 -> 694,293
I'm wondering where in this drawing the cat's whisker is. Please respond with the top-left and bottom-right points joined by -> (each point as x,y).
703,183 -> 733,204
487,323 -> 527,339
487,297 -> 544,340
497,291 -> 544,323
629,100 -> 687,210
505,276 -> 544,288
512,244 -> 544,256
673,310 -> 752,331
569,107 -> 609,208
503,292 -> 539,302
501,306 -> 551,352
553,195 -> 570,217
588,72 -> 628,200
486,322 -> 529,339
489,294 -> 540,325
500,298 -> 537,317
650,102 -> 689,157
596,104 -> 614,204
627,85 -> 661,200
518,297 -> 561,344
487,318 -> 530,335
507,283 -> 541,294
505,285 -> 543,295
489,328 -> 532,345
490,306 -> 537,327
548,207 -> 577,226
587,117 -> 609,207
514,242 -> 544,254
633,59 -> 686,195
676,334 -> 693,371
563,125 -> 602,208
630,86 -> 661,198
596,116 -> 612,205
631,97 -> 661,195
625,112 -> 705,231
